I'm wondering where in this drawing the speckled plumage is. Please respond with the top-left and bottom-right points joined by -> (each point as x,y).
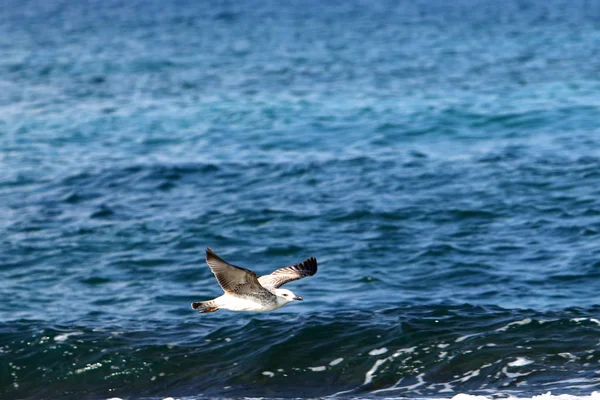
191,248 -> 318,313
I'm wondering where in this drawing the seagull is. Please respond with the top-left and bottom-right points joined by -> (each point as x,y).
191,248 -> 318,313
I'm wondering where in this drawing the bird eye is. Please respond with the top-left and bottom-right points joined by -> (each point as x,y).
283,294 -> 288,297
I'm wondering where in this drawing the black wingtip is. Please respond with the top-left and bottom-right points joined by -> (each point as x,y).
303,257 -> 318,276
206,247 -> 218,260
206,247 -> 229,263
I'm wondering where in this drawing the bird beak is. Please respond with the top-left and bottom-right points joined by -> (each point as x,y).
294,296 -> 303,301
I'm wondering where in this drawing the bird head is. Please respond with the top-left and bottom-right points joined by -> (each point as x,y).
274,288 -> 303,304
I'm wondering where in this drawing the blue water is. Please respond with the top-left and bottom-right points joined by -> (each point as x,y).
1,0 -> 600,399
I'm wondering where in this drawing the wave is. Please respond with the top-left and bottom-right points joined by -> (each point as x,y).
107,392 -> 600,400
2,305 -> 599,400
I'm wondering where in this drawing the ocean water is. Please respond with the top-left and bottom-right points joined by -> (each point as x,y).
1,0 -> 600,399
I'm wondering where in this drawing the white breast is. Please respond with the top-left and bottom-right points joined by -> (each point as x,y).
216,294 -> 281,312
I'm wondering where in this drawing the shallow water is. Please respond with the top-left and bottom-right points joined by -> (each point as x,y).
1,0 -> 600,399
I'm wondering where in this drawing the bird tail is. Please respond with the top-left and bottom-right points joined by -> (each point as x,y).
191,299 -> 219,313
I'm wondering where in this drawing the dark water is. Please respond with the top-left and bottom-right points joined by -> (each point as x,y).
1,0 -> 600,399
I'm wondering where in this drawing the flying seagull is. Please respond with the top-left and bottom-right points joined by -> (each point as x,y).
191,248 -> 318,313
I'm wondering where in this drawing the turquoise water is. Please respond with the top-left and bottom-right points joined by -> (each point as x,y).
1,1 -> 600,399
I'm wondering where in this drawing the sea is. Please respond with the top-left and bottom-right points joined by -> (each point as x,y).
1,0 -> 599,399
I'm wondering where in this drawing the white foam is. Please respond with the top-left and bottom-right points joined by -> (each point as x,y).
508,357 -> 534,367
261,371 -> 274,377
458,368 -> 480,383
54,332 -> 84,342
452,394 -> 490,400
540,378 -> 598,388
329,357 -> 344,366
370,372 -> 427,394
456,333 -> 479,342
309,365 -> 326,372
495,318 -> 533,332
572,318 -> 600,326
501,365 -> 531,379
369,347 -> 388,356
403,372 -> 427,390
449,392 -> 600,400
363,358 -> 387,385
75,362 -> 102,374
537,392 -> 600,400
109,394 -> 593,400
391,346 -> 416,357
438,382 -> 454,393
558,352 -> 577,361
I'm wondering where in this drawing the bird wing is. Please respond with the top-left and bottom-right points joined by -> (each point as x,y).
258,257 -> 318,289
205,248 -> 271,296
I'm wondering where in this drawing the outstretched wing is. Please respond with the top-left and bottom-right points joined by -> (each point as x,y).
205,248 -> 270,296
258,257 -> 318,289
